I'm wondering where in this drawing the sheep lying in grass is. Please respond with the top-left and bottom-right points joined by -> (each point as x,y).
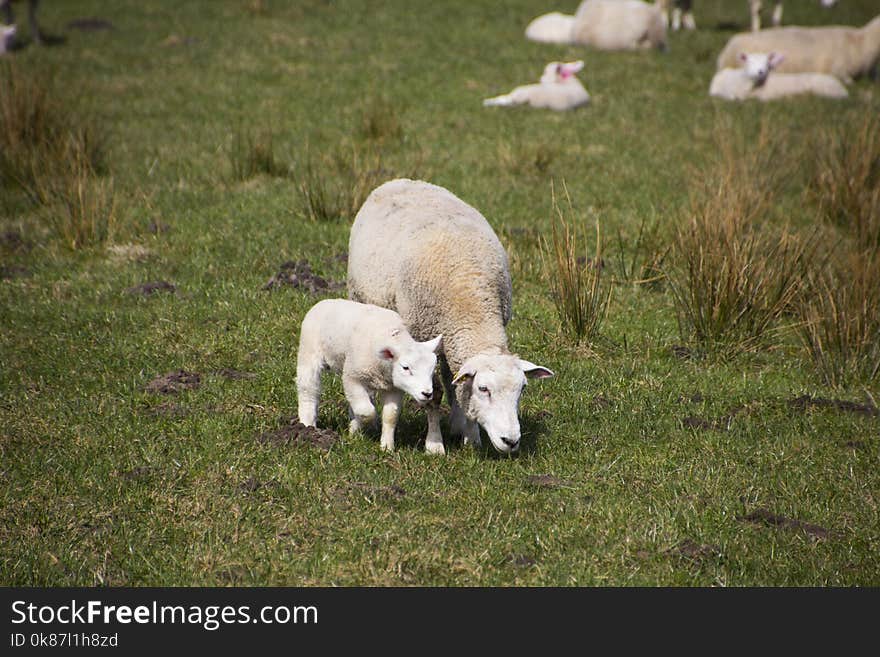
296,298 -> 442,452
526,0 -> 667,51
710,52 -> 848,100
717,14 -> 880,82
348,179 -> 554,456
0,0 -> 42,46
483,61 -> 590,111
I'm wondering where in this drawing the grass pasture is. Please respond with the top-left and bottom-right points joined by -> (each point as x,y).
1,0 -> 879,586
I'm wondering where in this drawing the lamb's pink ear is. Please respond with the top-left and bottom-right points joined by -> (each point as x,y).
378,346 -> 397,361
452,361 -> 477,385
423,334 -> 443,354
519,359 -> 554,379
768,52 -> 785,69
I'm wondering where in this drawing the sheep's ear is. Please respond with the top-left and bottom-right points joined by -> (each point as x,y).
520,359 -> 554,379
768,52 -> 785,69
423,334 -> 443,354
378,346 -> 397,361
452,362 -> 477,386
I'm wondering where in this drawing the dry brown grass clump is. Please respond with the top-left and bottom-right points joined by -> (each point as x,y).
540,182 -> 612,346
228,126 -> 289,181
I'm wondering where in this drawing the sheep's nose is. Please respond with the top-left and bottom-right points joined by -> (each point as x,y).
500,436 -> 519,450
421,390 -> 433,401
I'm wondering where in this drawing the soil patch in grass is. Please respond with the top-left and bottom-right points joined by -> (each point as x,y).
788,395 -> 878,418
263,260 -> 344,293
737,508 -> 829,540
126,281 -> 176,296
1,265 -> 30,279
667,539 -> 721,565
257,416 -> 339,451
145,370 -> 201,394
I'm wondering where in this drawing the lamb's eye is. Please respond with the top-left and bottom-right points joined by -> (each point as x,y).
401,365 -> 410,372
478,385 -> 489,394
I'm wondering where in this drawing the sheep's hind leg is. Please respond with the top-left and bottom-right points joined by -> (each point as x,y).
296,357 -> 323,427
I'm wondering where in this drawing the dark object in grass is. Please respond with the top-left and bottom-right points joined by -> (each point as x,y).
671,345 -> 693,360
667,539 -> 720,565
843,440 -> 866,450
66,18 -> 115,31
119,465 -> 156,481
509,554 -> 537,567
263,260 -> 344,293
1,230 -> 30,252
737,508 -> 829,540
257,416 -> 338,451
526,474 -> 576,489
238,477 -> 262,493
126,281 -> 176,296
788,395 -> 878,418
145,370 -> 201,394
213,368 -> 256,381
0,264 -> 29,279
148,220 -> 170,235
682,403 -> 749,432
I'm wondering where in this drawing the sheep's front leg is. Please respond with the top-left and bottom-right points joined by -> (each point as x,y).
379,389 -> 402,452
343,377 -> 376,435
463,419 -> 482,449
425,372 -> 445,455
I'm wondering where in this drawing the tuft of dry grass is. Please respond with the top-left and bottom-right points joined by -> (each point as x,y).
612,210 -> 670,288
797,250 -> 880,386
228,126 -> 289,181
810,113 -> 880,251
358,97 -> 403,144
497,139 -> 557,179
540,182 -> 612,346
668,123 -> 815,356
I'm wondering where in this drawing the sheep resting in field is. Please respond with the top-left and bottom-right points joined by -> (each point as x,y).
710,52 -> 848,100
483,61 -> 590,111
525,0 -> 667,51
296,299 -> 442,452
348,179 -> 554,456
716,14 -> 880,83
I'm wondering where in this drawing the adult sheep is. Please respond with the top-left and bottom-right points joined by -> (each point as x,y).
347,179 -> 554,456
716,14 -> 880,82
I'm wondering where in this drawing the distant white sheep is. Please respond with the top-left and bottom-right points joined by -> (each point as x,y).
717,13 -> 880,82
710,52 -> 848,100
296,298 -> 442,452
483,61 -> 590,111
656,0 -> 838,33
348,179 -> 554,456
525,0 -> 667,51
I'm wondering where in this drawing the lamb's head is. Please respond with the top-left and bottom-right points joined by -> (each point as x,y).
452,353 -> 554,454
738,52 -> 784,86
540,60 -> 584,85
379,333 -> 442,405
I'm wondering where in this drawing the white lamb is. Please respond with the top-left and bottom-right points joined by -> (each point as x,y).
296,298 -> 442,452
717,14 -> 880,83
483,61 -> 590,111
525,0 -> 667,51
710,52 -> 848,101
348,179 -> 554,456
0,23 -> 15,54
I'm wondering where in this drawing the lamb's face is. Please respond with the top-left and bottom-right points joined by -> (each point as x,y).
540,60 -> 584,85
384,334 -> 441,405
739,52 -> 784,85
454,354 -> 554,454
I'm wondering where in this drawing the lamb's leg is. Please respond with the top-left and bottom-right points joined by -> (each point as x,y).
424,372 -> 445,455
771,1 -> 782,27
296,355 -> 323,427
343,377 -> 377,435
483,87 -> 531,107
28,0 -> 42,45
379,389 -> 402,452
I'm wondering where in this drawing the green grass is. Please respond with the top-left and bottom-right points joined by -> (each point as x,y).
1,0 -> 879,586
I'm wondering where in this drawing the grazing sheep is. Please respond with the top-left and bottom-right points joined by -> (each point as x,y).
657,1 -> 838,32
0,0 -> 41,45
483,60 -> 590,111
716,14 -> 880,82
0,23 -> 15,53
710,52 -> 848,100
525,0 -> 667,51
348,179 -> 554,456
296,298 -> 442,452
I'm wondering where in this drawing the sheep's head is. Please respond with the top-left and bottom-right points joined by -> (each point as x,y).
739,52 -> 785,86
452,353 -> 554,454
541,60 -> 584,85
379,333 -> 442,406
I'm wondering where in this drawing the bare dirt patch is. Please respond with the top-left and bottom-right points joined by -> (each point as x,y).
119,466 -> 157,481
145,370 -> 201,394
667,539 -> 721,565
257,416 -> 339,451
508,554 -> 537,567
737,508 -> 829,540
263,260 -> 344,293
126,281 -> 176,296
526,474 -> 576,489
788,395 -> 878,418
